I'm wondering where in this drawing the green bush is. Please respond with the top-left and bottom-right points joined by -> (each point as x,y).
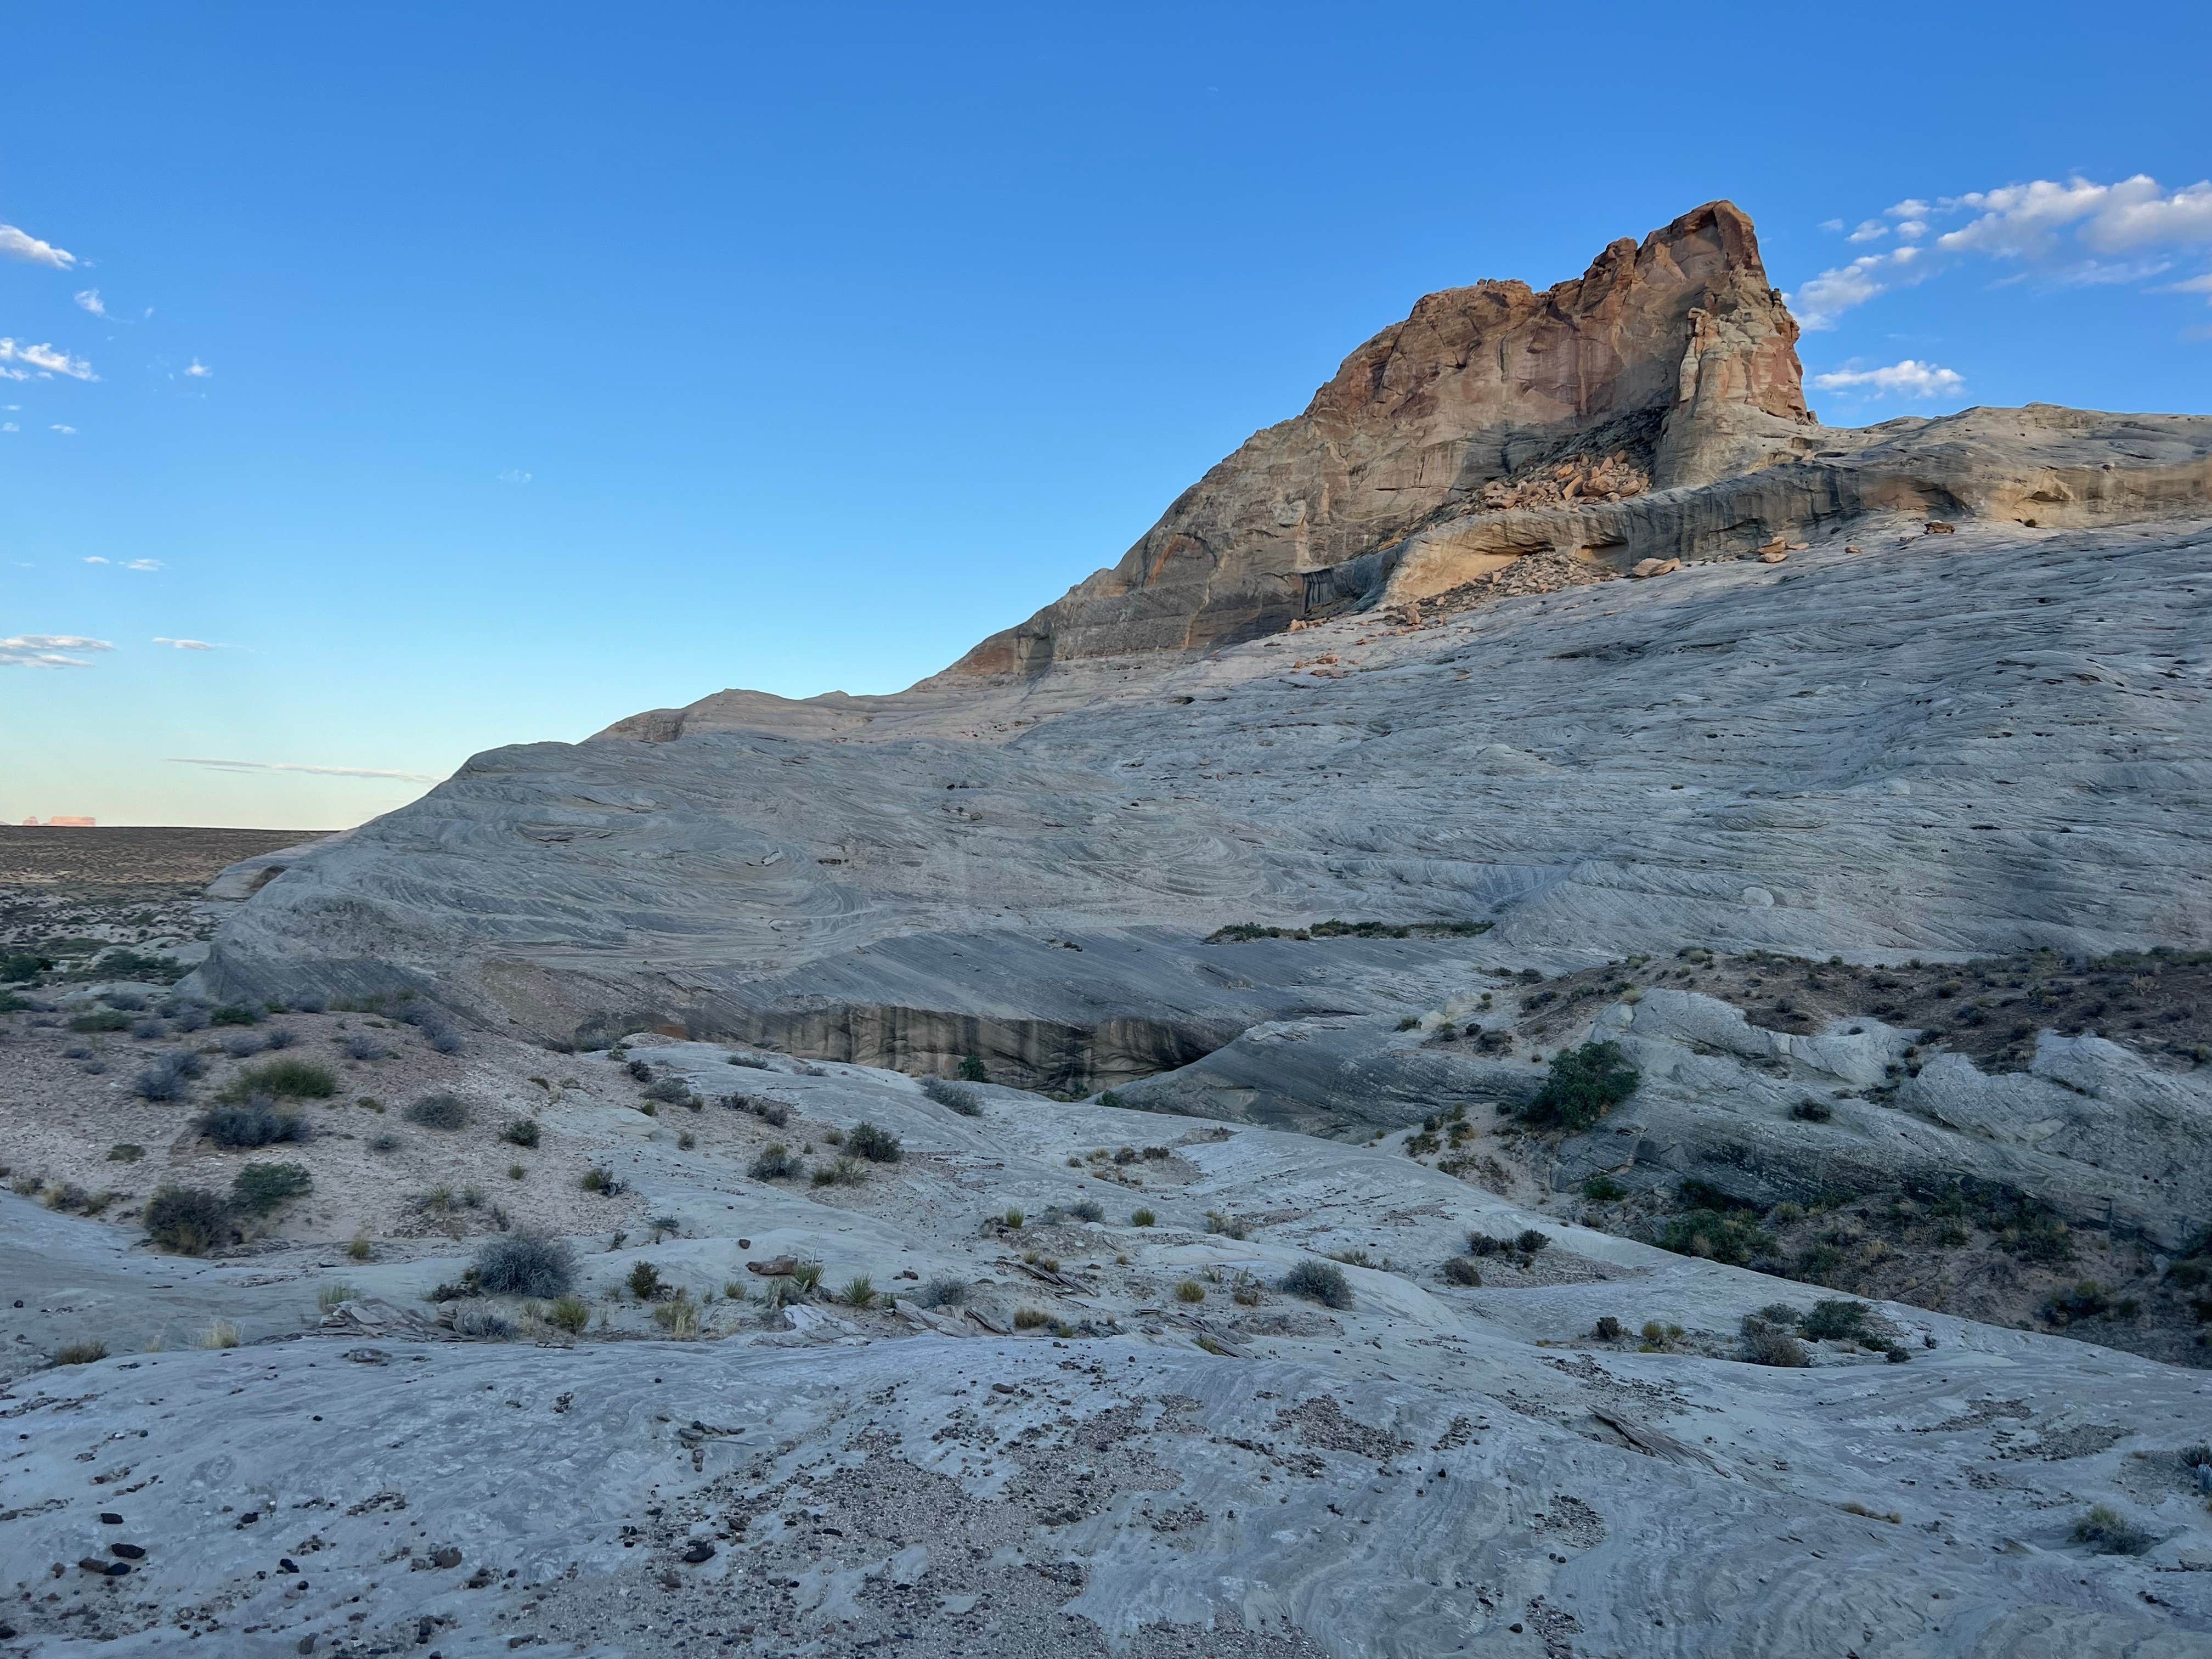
1657,1208 -> 1771,1267
1519,1041 -> 1640,1131
67,1009 -> 132,1034
628,1261 -> 665,1300
145,1185 -> 232,1255
209,1005 -> 262,1026
847,1121 -> 902,1163
2071,1504 -> 2154,1555
501,1119 -> 540,1148
957,1054 -> 988,1082
546,1294 -> 591,1334
222,1058 -> 337,1102
1583,1175 -> 1626,1201
1799,1299 -> 1872,1341
1740,1314 -> 1811,1367
922,1077 -> 982,1115
197,1103 -> 313,1149
749,1143 -> 804,1181
1130,1207 -> 1155,1227
474,1234 -> 574,1297
232,1161 -> 313,1215
1442,1257 -> 1483,1286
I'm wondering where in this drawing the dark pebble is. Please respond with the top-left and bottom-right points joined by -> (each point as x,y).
110,1543 -> 145,1560
99,1512 -> 123,1525
681,1541 -> 716,1563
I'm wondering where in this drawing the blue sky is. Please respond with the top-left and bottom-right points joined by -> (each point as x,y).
5,1 -> 2209,827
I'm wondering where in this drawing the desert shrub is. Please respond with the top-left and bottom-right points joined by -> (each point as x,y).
232,1162 -> 313,1215
264,1026 -> 297,1050
198,1102 -> 313,1149
1740,1315 -> 1811,1368
1013,1306 -> 1048,1329
51,1340 -> 108,1367
1519,1041 -> 1640,1131
922,1078 -> 983,1115
651,1297 -> 700,1338
1069,1199 -> 1104,1223
106,1143 -> 143,1163
1583,1175 -> 1626,1201
400,1001 -> 464,1053
840,1275 -> 876,1308
474,1234 -> 575,1298
452,1305 -> 515,1340
317,1283 -> 360,1311
580,1167 -> 625,1194
2072,1504 -> 2155,1555
644,1077 -> 691,1104
1799,1299 -> 1872,1341
1204,1211 -> 1248,1240
749,1143 -> 804,1181
209,1005 -> 262,1026
1658,1209 -> 1771,1267
402,1093 -> 468,1131
199,1318 -> 241,1349
166,1002 -> 210,1033
501,1119 -> 540,1148
1280,1260 -> 1353,1309
145,1185 -> 232,1255
1442,1257 -> 1483,1286
1516,1228 -> 1549,1254
129,1017 -> 166,1040
916,1274 -> 970,1308
2043,1280 -> 2112,1324
68,1009 -> 132,1034
628,1261 -> 666,1300
847,1121 -> 902,1163
726,1051 -> 772,1069
1465,1232 -> 1513,1256
340,1033 -> 388,1062
1791,1097 -> 1833,1124
546,1294 -> 591,1335
41,1182 -> 88,1211
1,951 -> 53,982
1173,1279 -> 1206,1303
133,1049 -> 204,1102
347,1231 -> 374,1261
221,1031 -> 266,1058
1593,1315 -> 1623,1340
224,1058 -> 337,1101
957,1054 -> 988,1082
369,1132 -> 400,1153
1130,1207 -> 1155,1227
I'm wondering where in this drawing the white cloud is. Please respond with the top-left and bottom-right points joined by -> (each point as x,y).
1,634 -> 113,668
1818,218 -> 1844,233
83,556 -> 109,565
498,468 -> 532,484
0,222 -> 76,269
50,424 -> 76,435
1811,359 -> 1966,399
184,358 -> 212,378
0,338 -> 96,380
1797,174 -> 2212,328
2161,272 -> 2212,302
1788,245 -> 1931,330
74,289 -> 108,317
0,422 -> 16,433
167,757 -> 440,783
122,558 -> 163,572
153,637 -> 219,650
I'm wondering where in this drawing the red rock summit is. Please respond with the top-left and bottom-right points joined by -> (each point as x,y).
949,201 -> 1815,674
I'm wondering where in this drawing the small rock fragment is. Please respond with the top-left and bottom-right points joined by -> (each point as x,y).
681,1540 -> 716,1563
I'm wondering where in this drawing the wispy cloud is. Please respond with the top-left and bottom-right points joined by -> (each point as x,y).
1811,359 -> 1966,399
83,555 -> 108,565
74,289 -> 108,318
183,358 -> 212,378
122,558 -> 162,571
498,468 -> 532,484
0,222 -> 77,269
50,424 -> 76,435
1795,174 -> 2212,328
2163,273 -> 2212,303
1,634 -> 113,668
167,757 -> 441,783
0,422 -> 16,433
153,637 -> 221,650
0,339 -> 97,380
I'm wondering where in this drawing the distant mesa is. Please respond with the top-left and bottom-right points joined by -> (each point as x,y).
27,816 -> 96,827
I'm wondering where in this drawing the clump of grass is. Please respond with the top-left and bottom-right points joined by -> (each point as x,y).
2071,1504 -> 2155,1555
501,1119 -> 540,1148
1069,1199 -> 1104,1223
1130,1207 -> 1155,1227
316,1283 -> 360,1312
922,1077 -> 982,1115
50,1340 -> 108,1367
339,1034 -> 388,1062
1013,1306 -> 1048,1329
209,1005 -> 262,1027
475,1234 -> 575,1297
791,1260 -> 824,1294
200,1318 -> 242,1350
144,1185 -> 233,1255
749,1143 -> 804,1181
1517,1041 -> 1640,1132
221,1057 -> 337,1102
454,1304 -> 516,1340
1001,1207 -> 1024,1229
812,1155 -> 866,1187
402,1093 -> 468,1131
840,1275 -> 876,1308
628,1260 -> 666,1300
231,1161 -> 313,1216
106,1142 -> 144,1163
67,1009 -> 132,1034
579,1167 -> 626,1194
347,1230 -> 374,1262
1279,1260 -> 1353,1309
133,1049 -> 204,1102
1174,1279 -> 1205,1304
546,1294 -> 591,1335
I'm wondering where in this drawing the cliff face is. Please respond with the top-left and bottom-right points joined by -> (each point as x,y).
949,200 -> 1814,675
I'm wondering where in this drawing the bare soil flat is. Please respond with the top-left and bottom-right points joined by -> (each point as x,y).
0,825 -> 323,887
